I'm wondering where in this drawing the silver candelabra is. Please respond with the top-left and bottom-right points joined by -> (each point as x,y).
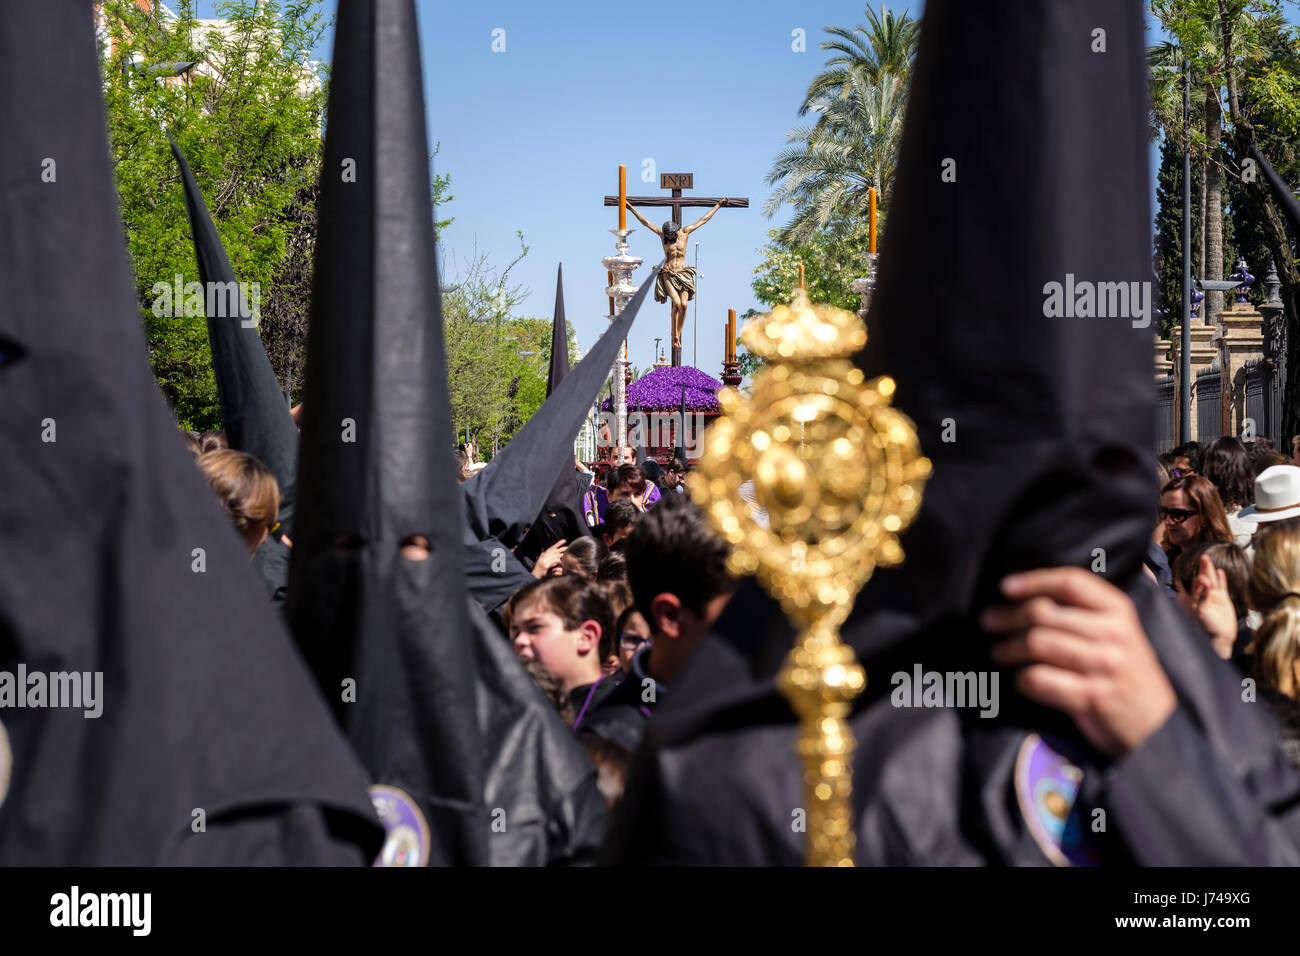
850,252 -> 880,320
603,228 -> 643,450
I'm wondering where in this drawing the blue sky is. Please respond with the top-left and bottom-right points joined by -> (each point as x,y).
197,0 -> 924,377
410,0 -> 926,376
195,0 -> 1202,377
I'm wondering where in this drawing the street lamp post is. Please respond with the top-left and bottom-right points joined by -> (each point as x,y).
1180,58 -> 1192,444
603,229 -> 643,451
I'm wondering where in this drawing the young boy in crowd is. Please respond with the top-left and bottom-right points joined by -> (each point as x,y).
505,576 -> 619,732
581,494 -> 733,749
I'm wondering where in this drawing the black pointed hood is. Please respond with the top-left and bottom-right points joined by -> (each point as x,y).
285,0 -> 488,866
534,262 -> 589,535
462,265 -> 657,548
844,0 -> 1156,655
171,135 -> 299,529
546,264 -> 569,396
0,2 -> 379,863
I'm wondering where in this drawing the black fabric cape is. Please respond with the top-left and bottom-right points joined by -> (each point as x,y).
604,0 -> 1300,866
171,136 -> 299,604
461,266 -> 656,551
0,2 -> 381,865
285,0 -> 605,866
460,267 -> 656,605
470,602 -> 608,865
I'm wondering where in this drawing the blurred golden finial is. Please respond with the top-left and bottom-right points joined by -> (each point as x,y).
689,287 -> 929,866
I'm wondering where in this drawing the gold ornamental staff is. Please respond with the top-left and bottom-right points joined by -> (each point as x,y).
690,288 -> 930,866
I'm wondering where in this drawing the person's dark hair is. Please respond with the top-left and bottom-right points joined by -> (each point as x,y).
639,459 -> 666,490
601,499 -> 641,540
1172,541 -> 1251,619
1254,452 -> 1289,477
562,535 -> 605,578
1161,474 -> 1233,549
595,580 -> 635,662
1246,439 -> 1279,472
662,221 -> 679,241
597,550 -> 628,582
607,464 -> 646,495
668,457 -> 687,476
454,446 -> 470,483
578,732 -> 632,810
524,658 -> 575,726
1172,441 -> 1203,473
1202,437 -> 1254,511
624,493 -> 732,622
600,579 -> 634,621
503,576 -> 615,661
615,603 -> 645,636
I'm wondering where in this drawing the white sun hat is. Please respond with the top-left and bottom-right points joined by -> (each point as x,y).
1236,465 -> 1300,524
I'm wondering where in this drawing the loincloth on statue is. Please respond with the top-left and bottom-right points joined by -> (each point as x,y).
655,265 -> 697,303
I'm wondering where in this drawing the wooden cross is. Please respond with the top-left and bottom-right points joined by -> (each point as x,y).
605,173 -> 747,367
604,173 -> 748,227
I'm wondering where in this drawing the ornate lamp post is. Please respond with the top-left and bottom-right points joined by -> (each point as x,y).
850,252 -> 880,321
603,229 -> 642,451
1230,256 -> 1255,304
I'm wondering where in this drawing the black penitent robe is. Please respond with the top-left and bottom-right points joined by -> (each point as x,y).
603,0 -> 1300,866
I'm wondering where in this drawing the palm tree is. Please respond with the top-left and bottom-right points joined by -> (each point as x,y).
799,4 -> 918,117
765,70 -> 905,245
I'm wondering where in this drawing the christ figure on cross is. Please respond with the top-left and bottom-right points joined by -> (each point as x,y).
626,198 -> 727,354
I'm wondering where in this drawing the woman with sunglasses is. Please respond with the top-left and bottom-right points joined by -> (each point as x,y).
1160,474 -> 1233,565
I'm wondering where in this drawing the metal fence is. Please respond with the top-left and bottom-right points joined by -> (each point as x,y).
1242,358 -> 1280,446
1155,374 -> 1176,453
1196,365 -> 1223,443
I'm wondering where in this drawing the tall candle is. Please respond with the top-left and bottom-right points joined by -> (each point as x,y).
869,186 -> 877,255
618,164 -> 627,231
728,308 -> 736,361
798,263 -> 805,290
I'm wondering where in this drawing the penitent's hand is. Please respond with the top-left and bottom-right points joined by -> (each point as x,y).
983,567 -> 1177,759
531,539 -> 567,579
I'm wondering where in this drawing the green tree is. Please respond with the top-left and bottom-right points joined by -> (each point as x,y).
1150,1 -> 1282,321
763,4 -> 915,251
764,69 -> 905,246
1148,0 -> 1300,436
751,224 -> 868,313
102,0 -> 333,428
799,4 -> 917,118
104,1 -> 453,428
442,236 -> 562,457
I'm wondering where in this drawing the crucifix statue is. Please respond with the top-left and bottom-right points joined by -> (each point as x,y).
606,174 -> 746,366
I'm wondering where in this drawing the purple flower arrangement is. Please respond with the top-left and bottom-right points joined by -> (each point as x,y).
601,365 -> 724,412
